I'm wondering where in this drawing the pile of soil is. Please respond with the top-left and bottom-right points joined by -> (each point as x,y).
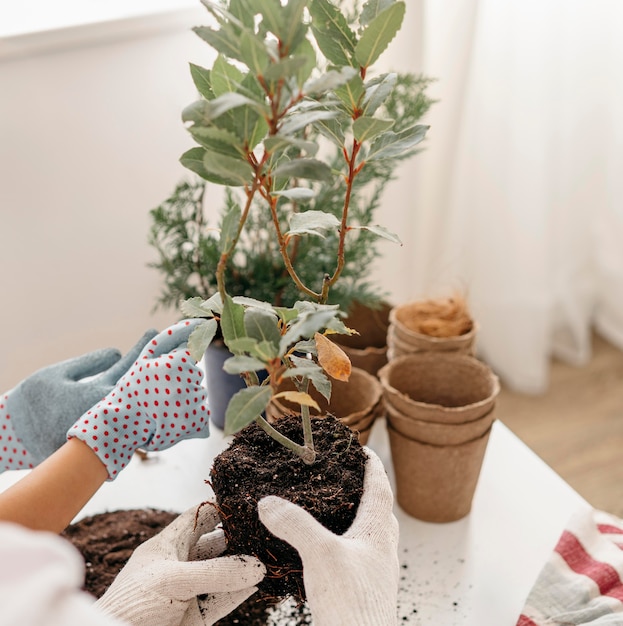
211,413 -> 367,602
62,508 -> 178,599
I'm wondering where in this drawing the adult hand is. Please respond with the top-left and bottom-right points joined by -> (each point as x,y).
258,447 -> 399,626
96,504 -> 265,626
68,319 -> 210,480
0,330 -> 156,471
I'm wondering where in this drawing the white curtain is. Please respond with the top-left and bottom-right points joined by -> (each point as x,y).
389,0 -> 623,393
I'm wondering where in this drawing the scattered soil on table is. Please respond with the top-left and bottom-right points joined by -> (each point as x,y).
62,508 -> 178,599
210,413 -> 367,603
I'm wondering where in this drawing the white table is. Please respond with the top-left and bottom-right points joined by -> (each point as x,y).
0,419 -> 589,625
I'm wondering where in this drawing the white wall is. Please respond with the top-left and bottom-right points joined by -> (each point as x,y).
0,11 -> 215,388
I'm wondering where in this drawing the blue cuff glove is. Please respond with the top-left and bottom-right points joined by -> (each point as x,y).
67,319 -> 210,480
1,329 -> 157,469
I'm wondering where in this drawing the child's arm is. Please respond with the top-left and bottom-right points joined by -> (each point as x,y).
0,438 -> 107,533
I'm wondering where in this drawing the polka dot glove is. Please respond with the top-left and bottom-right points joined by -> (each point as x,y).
67,319 -> 210,480
0,329 -> 157,473
258,448 -> 399,626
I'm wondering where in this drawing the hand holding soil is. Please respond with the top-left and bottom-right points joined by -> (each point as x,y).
258,448 -> 399,626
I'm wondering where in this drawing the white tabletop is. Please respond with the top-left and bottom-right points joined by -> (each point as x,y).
0,418 -> 589,625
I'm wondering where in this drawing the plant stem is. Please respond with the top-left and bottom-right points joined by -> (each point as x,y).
255,415 -> 316,464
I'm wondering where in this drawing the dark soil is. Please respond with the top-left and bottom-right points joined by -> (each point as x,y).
62,508 -> 178,599
210,413 -> 367,603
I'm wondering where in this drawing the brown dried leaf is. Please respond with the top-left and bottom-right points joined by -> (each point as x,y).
314,332 -> 352,381
274,391 -> 320,411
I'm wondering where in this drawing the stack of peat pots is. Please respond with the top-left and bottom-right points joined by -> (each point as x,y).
380,297 -> 500,522
267,366 -> 384,445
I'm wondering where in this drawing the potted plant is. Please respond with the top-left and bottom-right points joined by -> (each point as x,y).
158,0 -> 430,616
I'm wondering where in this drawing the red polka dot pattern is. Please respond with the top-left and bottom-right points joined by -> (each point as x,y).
0,393 -> 36,472
67,320 -> 209,481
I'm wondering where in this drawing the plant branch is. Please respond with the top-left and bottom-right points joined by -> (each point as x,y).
256,415 -> 316,464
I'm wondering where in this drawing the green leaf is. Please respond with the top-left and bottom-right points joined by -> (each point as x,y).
232,296 -> 276,311
279,109 -> 339,136
316,117 -> 345,147
244,308 -> 282,350
193,26 -> 243,63
211,55 -> 245,97
219,201 -> 241,253
223,355 -> 266,374
256,0 -> 284,39
352,116 -> 394,142
221,295 -> 246,351
239,30 -> 270,75
228,0 -> 256,29
281,0 -> 309,53
179,147 -> 213,180
183,93 -> 266,125
335,74 -> 364,113
274,306 -> 301,324
188,126 -> 245,158
255,339 -> 280,360
203,151 -> 254,187
287,210 -> 340,238
272,158 -> 333,182
180,296 -> 215,318
224,386 -> 273,435
187,318 -> 218,361
272,187 -> 316,200
294,37 -> 316,87
280,309 -> 339,355
304,67 -> 358,96
264,135 -> 318,157
360,0 -> 396,27
309,0 -> 357,66
367,123 -> 429,160
352,224 -> 402,244
362,72 -> 397,116
227,337 -> 260,354
264,55 -> 309,82
355,2 -> 405,68
189,63 -> 214,100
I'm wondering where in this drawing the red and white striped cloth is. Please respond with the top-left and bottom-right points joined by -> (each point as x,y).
518,507 -> 623,625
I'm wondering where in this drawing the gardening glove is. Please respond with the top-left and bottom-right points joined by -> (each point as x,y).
258,447 -> 399,626
67,319 -> 210,480
0,330 -> 157,472
95,504 -> 266,626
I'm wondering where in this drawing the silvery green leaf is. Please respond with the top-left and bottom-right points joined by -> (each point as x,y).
188,126 -> 245,158
362,72 -> 397,116
279,309 -> 338,355
239,29 -> 270,74
244,308 -> 281,349
187,318 -> 218,362
367,124 -> 429,160
219,201 -> 241,253
180,297 -> 215,318
272,187 -> 316,200
211,55 -> 245,96
203,151 -> 254,187
360,0 -> 396,27
352,116 -> 394,143
264,135 -> 318,157
193,26 -> 243,62
227,337 -> 260,354
303,67 -> 358,96
264,55 -> 309,82
279,109 -> 338,136
309,370 -> 332,401
316,117 -> 345,147
232,296 -> 276,311
309,0 -> 357,66
281,0 -> 309,53
180,147 -> 215,182
257,0 -> 284,39
223,355 -> 266,374
335,74 -> 364,113
255,339 -> 279,360
272,158 -> 333,182
292,339 -> 317,354
203,293 -> 224,315
274,306 -> 301,324
221,295 -> 246,352
352,224 -> 402,244
224,386 -> 273,435
189,63 -> 214,100
355,2 -> 405,68
287,210 -> 340,238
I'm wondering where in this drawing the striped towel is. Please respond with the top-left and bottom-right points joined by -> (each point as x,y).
518,508 -> 623,625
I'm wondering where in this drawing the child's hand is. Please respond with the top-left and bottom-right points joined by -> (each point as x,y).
67,319 -> 210,480
0,330 -> 156,472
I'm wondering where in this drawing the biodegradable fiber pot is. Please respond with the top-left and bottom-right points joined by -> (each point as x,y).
332,301 -> 392,375
379,352 -> 500,522
388,298 -> 477,359
267,366 -> 384,445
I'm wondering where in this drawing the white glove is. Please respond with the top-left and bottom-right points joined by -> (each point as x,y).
95,504 -> 266,626
258,447 -> 399,626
